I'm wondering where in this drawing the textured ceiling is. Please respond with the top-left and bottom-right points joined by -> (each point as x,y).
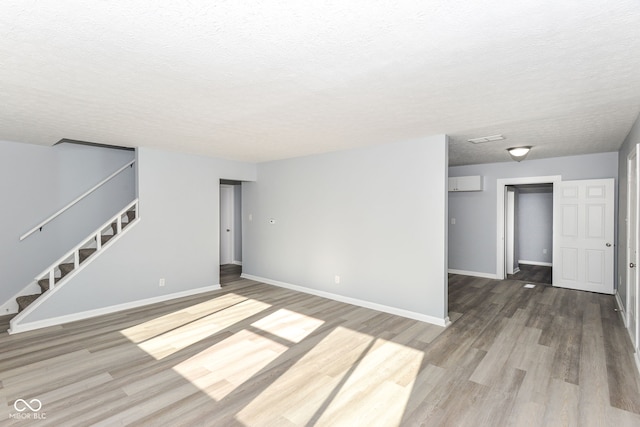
1,1 -> 640,165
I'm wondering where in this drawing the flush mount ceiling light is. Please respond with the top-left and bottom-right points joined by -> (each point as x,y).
468,134 -> 505,144
507,146 -> 531,162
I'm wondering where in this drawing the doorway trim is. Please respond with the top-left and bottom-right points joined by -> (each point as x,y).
220,184 -> 235,265
626,145 -> 639,350
505,187 -> 517,275
496,175 -> 561,280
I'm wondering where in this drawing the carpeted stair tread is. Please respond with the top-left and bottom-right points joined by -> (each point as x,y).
59,263 -> 75,277
126,209 -> 136,222
101,234 -> 115,245
79,248 -> 96,263
94,233 -> 115,245
17,294 -> 41,312
37,277 -> 60,292
110,221 -> 133,234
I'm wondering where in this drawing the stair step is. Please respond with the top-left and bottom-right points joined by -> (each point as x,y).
37,277 -> 61,292
79,248 -> 96,263
17,294 -> 41,312
18,207 -> 136,315
110,219 -> 135,234
94,233 -> 115,245
59,262 -> 75,278
101,234 -> 115,245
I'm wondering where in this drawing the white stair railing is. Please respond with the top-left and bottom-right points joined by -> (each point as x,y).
35,199 -> 138,292
9,199 -> 139,332
8,199 -> 140,333
20,159 -> 135,241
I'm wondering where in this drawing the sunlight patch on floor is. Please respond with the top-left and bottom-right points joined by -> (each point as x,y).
313,338 -> 424,426
120,293 -> 248,343
251,308 -> 325,343
172,329 -> 289,400
236,326 -> 376,426
134,298 -> 272,360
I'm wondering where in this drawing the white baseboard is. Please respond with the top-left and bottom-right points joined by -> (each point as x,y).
8,284 -> 221,334
615,291 -> 628,327
241,273 -> 450,327
518,260 -> 553,267
447,269 -> 497,280
232,260 -> 243,266
615,293 -> 640,378
513,267 -> 520,274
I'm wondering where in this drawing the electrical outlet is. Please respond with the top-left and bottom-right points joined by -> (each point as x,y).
159,278 -> 165,287
543,248 -> 548,254
334,275 -> 340,284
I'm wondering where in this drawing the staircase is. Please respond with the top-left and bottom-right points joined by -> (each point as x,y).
13,201 -> 138,314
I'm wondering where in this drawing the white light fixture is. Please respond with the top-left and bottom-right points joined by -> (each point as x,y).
507,146 -> 531,162
468,134 -> 505,144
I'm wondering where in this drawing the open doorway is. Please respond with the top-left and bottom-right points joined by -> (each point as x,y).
505,184 -> 553,284
496,175 -> 561,282
220,179 -> 243,285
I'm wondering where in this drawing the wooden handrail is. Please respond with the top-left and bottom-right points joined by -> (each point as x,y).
20,160 -> 135,241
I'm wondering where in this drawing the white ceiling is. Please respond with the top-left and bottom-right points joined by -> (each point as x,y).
1,1 -> 640,165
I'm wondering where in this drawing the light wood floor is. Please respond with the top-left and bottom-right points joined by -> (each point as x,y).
1,271 -> 639,426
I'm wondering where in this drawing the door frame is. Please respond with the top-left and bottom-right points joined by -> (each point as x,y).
505,187 -> 517,275
627,145 -> 639,349
496,175 -> 561,280
220,184 -> 235,265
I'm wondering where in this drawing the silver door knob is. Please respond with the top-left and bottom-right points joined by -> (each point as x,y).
631,263 -> 636,268
606,243 -> 612,247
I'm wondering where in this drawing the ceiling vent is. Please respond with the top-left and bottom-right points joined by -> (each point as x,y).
468,134 -> 505,144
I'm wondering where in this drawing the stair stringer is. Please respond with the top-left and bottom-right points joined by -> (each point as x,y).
8,218 -> 140,334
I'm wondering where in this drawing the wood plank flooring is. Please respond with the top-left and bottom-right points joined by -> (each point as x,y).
0,270 -> 639,426
507,264 -> 552,285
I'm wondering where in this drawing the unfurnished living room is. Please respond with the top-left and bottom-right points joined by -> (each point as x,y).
1,1 -> 640,426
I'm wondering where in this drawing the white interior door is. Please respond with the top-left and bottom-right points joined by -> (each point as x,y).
628,148 -> 638,349
220,185 -> 234,265
553,179 -> 615,294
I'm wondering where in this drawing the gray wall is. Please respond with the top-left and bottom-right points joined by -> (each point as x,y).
234,184 -> 242,263
242,135 -> 449,320
20,147 -> 256,323
517,189 -> 553,264
618,113 -> 640,309
449,152 -> 618,276
0,140 -> 135,307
